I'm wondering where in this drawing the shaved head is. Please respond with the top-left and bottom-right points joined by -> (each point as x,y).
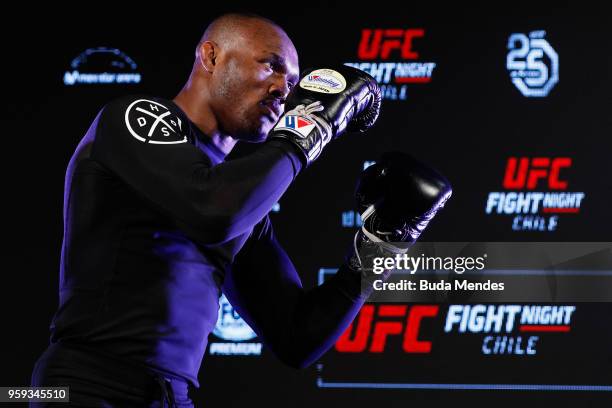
200,13 -> 282,44
184,12 -> 299,142
196,13 -> 296,66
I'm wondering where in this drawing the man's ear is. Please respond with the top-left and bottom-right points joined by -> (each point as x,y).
198,41 -> 217,73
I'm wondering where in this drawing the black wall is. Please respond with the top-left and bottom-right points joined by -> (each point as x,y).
4,2 -> 612,407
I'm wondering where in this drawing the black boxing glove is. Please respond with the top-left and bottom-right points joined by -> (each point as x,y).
269,65 -> 381,166
348,152 -> 452,272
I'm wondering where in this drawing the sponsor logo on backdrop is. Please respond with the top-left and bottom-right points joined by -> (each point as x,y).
485,157 -> 585,232
64,47 -> 142,86
445,304 -> 575,355
346,29 -> 436,100
208,294 -> 262,356
507,30 -> 559,97
318,269 -> 576,357
342,211 -> 363,228
336,304 -> 439,353
315,268 -> 612,390
335,302 -> 575,356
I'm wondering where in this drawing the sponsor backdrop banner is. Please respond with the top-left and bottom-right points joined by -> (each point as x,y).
5,3 -> 611,407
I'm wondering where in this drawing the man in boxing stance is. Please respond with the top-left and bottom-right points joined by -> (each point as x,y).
31,13 -> 451,407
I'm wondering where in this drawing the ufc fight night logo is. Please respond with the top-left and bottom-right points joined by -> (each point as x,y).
336,305 -> 438,353
445,305 -> 576,356
485,157 -> 585,232
334,303 -> 576,356
345,29 -> 436,100
507,31 -> 559,97
124,99 -> 188,144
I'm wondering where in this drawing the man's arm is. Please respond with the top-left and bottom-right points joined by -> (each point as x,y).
222,216 -> 366,368
222,152 -> 453,369
90,66 -> 380,246
89,95 -> 303,245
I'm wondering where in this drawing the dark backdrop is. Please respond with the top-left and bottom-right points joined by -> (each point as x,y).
3,2 -> 612,407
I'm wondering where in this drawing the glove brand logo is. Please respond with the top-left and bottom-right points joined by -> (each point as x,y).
346,28 -> 436,100
124,99 -> 188,144
63,47 -> 142,86
507,31 -> 559,97
306,75 -> 341,88
285,116 -> 314,130
274,114 -> 316,138
299,69 -> 347,94
485,157 -> 585,232
209,294 -> 262,356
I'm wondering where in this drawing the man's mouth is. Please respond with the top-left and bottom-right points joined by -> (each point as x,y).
260,100 -> 282,120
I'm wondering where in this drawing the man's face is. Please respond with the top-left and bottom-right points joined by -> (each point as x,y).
209,23 -> 299,142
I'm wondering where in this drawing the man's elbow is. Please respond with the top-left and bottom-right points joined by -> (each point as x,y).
281,356 -> 311,370
274,348 -> 321,370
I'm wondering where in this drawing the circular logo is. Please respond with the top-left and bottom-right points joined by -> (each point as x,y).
212,294 -> 257,342
299,69 -> 347,94
124,99 -> 188,144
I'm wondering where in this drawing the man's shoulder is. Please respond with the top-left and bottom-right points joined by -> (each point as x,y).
97,94 -> 193,145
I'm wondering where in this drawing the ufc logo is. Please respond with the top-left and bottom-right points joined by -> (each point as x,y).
335,305 -> 438,353
503,157 -> 571,190
358,29 -> 424,60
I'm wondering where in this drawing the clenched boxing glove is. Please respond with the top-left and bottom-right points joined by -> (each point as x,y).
269,65 -> 381,166
348,152 -> 453,273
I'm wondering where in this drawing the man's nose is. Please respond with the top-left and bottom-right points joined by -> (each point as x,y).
269,75 -> 291,100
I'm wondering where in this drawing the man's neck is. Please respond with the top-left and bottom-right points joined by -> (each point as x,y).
173,84 -> 237,155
